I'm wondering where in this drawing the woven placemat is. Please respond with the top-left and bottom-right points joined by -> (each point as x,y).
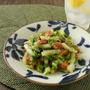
0,4 -> 90,90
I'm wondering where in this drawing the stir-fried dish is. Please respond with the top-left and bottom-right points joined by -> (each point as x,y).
22,30 -> 82,75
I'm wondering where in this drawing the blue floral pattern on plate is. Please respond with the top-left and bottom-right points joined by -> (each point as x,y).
25,70 -> 48,79
4,21 -> 90,85
5,33 -> 27,61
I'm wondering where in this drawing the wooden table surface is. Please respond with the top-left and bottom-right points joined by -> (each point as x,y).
0,0 -> 64,6
0,0 -> 64,90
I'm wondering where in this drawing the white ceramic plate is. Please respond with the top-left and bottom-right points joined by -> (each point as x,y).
3,21 -> 90,86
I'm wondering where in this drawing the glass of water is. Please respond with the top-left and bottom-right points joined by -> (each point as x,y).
65,0 -> 90,30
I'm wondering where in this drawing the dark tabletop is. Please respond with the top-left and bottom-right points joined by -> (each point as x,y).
0,0 -> 64,90
0,0 -> 64,6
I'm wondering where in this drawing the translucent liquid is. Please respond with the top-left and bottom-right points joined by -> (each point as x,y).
65,0 -> 90,30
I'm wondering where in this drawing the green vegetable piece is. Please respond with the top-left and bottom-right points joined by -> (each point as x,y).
51,36 -> 60,40
30,36 -> 39,45
58,30 -> 66,40
40,31 -> 45,35
39,44 -> 51,48
40,36 -> 60,41
54,55 -> 64,60
27,65 -> 34,69
66,52 -> 71,60
58,59 -> 63,64
24,45 -> 35,56
71,53 -> 76,63
44,64 -> 48,68
52,62 -> 58,69
44,59 -> 48,64
33,52 -> 41,59
62,43 -> 77,53
36,63 -> 43,73
48,39 -> 56,46
41,50 -> 61,56
52,32 -> 57,36
51,69 -> 55,74
67,63 -> 75,73
67,53 -> 76,73
43,67 -> 51,75
64,33 -> 72,40
40,36 -> 50,40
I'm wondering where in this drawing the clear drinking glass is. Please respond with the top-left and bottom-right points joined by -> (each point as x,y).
65,0 -> 90,30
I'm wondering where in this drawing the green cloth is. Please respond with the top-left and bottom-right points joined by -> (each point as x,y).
0,4 -> 90,90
